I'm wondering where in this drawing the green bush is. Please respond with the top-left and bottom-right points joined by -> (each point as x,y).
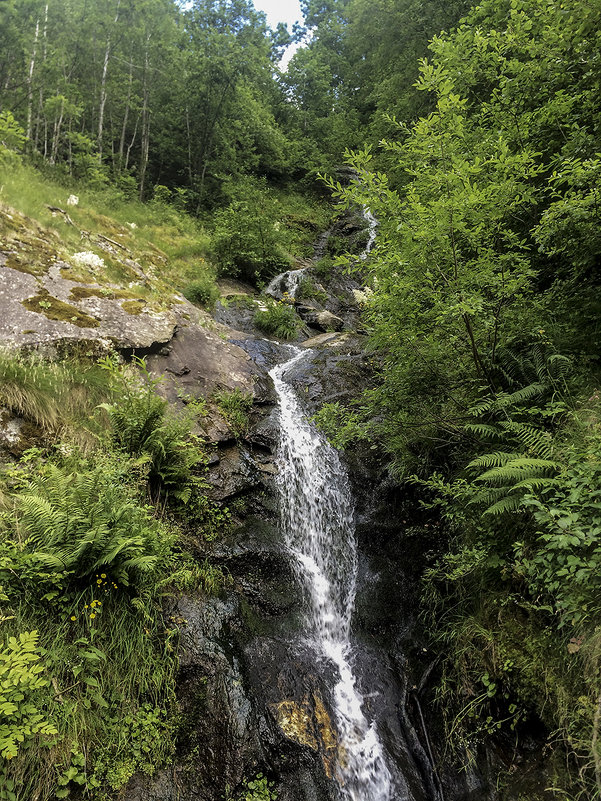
212,180 -> 291,285
183,275 -> 220,309
296,275 -> 328,304
10,457 -> 168,588
253,300 -> 299,340
0,111 -> 25,165
0,631 -> 57,760
213,388 -> 254,440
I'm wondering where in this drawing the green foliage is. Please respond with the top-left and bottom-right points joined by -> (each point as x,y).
313,402 -> 368,450
183,275 -> 220,309
0,111 -> 25,162
253,299 -> 300,341
212,182 -> 291,285
516,429 -> 601,628
0,350 -> 109,439
315,1 -> 601,793
213,388 -> 254,440
9,457 -> 168,588
0,631 -> 57,760
296,275 -> 327,305
239,773 -> 277,801
99,357 -> 203,504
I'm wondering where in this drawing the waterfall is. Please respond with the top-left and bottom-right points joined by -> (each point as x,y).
270,351 -> 395,801
360,208 -> 378,260
265,268 -> 304,300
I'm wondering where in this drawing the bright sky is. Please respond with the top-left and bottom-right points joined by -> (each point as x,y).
253,0 -> 303,30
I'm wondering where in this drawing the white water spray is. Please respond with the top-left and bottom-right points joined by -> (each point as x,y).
270,351 -> 394,801
265,268 -> 305,300
360,208 -> 378,260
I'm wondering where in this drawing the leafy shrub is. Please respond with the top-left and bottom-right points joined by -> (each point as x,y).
0,631 -> 57,760
296,275 -> 328,304
0,111 -> 25,165
253,300 -> 299,340
183,275 -> 220,309
212,181 -> 291,285
312,256 -> 337,281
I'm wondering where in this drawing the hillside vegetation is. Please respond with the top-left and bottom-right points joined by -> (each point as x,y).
1,0 -> 601,798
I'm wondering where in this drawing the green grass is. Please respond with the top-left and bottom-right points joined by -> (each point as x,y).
213,387 -> 254,440
253,300 -> 300,340
0,162 -> 215,309
0,163 -> 333,315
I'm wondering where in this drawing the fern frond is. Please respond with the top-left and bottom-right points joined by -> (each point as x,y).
546,353 -> 571,381
494,383 -> 547,409
484,495 -> 525,515
476,458 -> 558,487
464,423 -> 504,441
467,451 -> 516,470
509,477 -> 561,491
499,422 -> 554,458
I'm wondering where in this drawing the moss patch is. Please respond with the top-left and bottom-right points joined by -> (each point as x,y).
21,289 -> 100,328
68,286 -> 137,302
1,224 -> 61,278
59,265 -> 96,283
120,299 -> 146,315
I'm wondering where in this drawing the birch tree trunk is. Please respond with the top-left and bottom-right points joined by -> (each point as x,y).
98,0 -> 121,161
118,56 -> 134,171
138,33 -> 151,200
26,17 -> 40,141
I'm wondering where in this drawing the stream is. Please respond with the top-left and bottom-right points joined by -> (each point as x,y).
270,350 -> 400,799
267,206 -> 413,800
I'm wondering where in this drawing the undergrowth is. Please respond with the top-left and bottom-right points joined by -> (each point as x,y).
253,299 -> 300,341
0,349 -> 227,800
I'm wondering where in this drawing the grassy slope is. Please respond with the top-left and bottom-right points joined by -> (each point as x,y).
0,161 -> 333,309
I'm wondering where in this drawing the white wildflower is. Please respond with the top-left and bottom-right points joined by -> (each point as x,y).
72,251 -> 105,271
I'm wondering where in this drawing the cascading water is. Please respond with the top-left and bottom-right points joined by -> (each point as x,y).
270,350 -> 398,801
265,268 -> 305,300
360,209 -> 378,260
264,204 -> 415,799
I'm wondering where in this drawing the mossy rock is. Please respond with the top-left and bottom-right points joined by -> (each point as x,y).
21,289 -> 100,328
121,299 -> 147,315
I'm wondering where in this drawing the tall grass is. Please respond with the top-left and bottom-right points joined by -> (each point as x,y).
0,350 -> 110,448
0,161 -> 216,305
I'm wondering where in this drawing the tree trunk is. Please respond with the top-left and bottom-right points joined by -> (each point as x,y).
118,56 -> 134,171
34,4 -> 49,150
138,34 -> 151,200
26,17 -> 40,141
98,0 -> 121,161
50,97 -> 64,164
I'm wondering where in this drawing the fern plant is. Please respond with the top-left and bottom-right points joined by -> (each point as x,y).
463,344 -> 572,515
99,357 -> 202,504
14,459 -> 167,587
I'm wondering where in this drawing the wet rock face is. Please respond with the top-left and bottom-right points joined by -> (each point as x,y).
296,307 -> 344,333
144,308 -> 275,406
